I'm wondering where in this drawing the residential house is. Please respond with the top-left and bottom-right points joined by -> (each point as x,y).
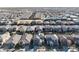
45,34 -> 59,49
2,34 -> 21,49
18,33 -> 33,51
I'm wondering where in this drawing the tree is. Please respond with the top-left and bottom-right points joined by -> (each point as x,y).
31,21 -> 36,25
15,43 -> 22,50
